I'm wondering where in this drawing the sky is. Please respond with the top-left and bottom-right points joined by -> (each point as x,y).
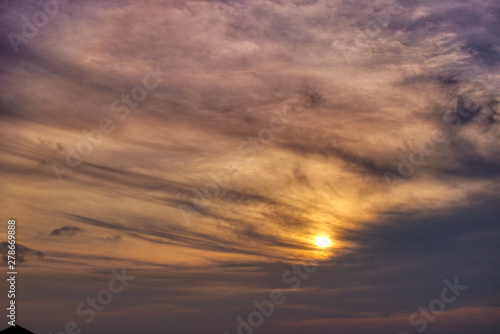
0,0 -> 500,333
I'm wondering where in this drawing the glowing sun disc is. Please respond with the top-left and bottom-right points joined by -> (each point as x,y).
315,236 -> 331,248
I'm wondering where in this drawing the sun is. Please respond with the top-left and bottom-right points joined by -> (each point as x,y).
315,236 -> 332,248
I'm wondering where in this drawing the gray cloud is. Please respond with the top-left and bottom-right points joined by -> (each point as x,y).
50,226 -> 84,237
1,242 -> 44,264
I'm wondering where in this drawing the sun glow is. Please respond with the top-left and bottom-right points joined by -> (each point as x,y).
315,236 -> 332,248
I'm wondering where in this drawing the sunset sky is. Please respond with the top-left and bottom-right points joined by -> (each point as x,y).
1,0 -> 500,333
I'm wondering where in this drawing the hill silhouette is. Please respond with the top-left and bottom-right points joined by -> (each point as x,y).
0,326 -> 34,334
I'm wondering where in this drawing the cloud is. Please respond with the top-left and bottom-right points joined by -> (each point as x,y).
50,226 -> 85,237
0,0 -> 499,333
1,242 -> 45,264
106,234 -> 122,242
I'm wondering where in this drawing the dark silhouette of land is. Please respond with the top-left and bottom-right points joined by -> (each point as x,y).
0,326 -> 34,334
